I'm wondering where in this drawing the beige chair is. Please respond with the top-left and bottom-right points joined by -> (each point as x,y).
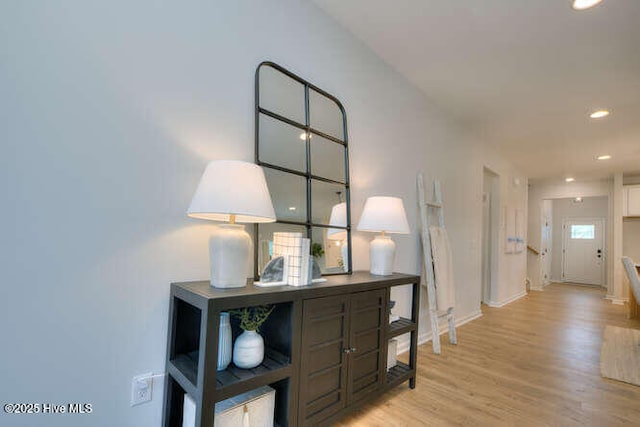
621,257 -> 640,303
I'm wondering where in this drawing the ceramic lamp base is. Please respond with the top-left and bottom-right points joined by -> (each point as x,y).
370,234 -> 395,276
209,223 -> 251,288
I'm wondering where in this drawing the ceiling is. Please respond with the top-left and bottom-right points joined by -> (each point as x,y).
312,0 -> 640,181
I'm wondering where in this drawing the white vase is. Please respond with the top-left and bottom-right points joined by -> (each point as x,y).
233,330 -> 264,369
217,312 -> 232,371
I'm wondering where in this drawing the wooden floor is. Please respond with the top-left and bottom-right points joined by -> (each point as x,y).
336,284 -> 640,426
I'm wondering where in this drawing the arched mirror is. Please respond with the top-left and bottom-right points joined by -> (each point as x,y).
255,62 -> 351,278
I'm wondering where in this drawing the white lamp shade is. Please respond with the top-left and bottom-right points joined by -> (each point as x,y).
327,202 -> 348,240
357,196 -> 410,234
187,160 -> 276,223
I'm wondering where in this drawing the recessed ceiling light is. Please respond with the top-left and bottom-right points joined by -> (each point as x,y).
596,154 -> 611,160
572,0 -> 604,10
590,109 -> 610,119
574,197 -> 583,203
565,177 -> 575,182
288,206 -> 296,211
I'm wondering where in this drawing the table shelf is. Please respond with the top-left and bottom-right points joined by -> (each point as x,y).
386,361 -> 412,388
388,317 -> 416,338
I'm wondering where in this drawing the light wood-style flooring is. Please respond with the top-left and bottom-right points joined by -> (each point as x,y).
336,284 -> 640,426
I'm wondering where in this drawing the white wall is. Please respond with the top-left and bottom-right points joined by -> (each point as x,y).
528,179 -> 614,292
550,197 -> 608,282
0,1 -> 527,426
611,173 -> 627,302
622,218 -> 640,296
477,166 -> 528,307
623,219 -> 640,261
624,174 -> 640,185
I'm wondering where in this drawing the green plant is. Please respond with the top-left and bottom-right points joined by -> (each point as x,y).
312,242 -> 325,258
230,305 -> 275,331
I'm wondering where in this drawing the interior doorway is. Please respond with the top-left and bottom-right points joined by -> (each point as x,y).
562,218 -> 605,286
482,168 -> 500,305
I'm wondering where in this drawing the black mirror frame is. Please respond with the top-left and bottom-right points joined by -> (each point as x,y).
254,61 -> 352,279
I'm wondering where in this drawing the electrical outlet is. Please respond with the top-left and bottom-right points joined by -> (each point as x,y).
131,373 -> 153,406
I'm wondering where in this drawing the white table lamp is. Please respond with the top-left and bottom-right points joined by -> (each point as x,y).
327,202 -> 349,272
357,196 -> 410,276
187,160 -> 276,288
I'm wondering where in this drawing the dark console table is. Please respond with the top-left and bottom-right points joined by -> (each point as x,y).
163,272 -> 420,426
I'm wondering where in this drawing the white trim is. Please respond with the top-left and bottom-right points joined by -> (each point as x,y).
604,294 -> 628,305
539,199 -> 553,289
396,309 -> 483,355
485,289 -> 528,308
396,309 -> 482,354
529,286 -> 544,291
561,282 -> 601,288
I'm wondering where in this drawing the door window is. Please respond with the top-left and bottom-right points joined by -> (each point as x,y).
570,224 -> 595,240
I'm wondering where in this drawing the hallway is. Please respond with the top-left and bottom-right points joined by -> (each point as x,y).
337,284 -> 640,426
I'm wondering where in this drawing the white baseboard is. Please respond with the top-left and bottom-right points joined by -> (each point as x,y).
529,286 -> 544,292
485,290 -> 528,308
396,309 -> 483,355
604,294 -> 628,305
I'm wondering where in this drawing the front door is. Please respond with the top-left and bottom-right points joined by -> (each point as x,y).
562,218 -> 605,285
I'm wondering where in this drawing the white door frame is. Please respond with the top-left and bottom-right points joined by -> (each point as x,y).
561,217 -> 605,285
482,191 -> 492,303
482,167 -> 500,305
539,200 -> 552,287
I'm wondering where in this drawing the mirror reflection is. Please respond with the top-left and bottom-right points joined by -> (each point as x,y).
257,223 -> 307,275
312,226 -> 348,274
311,180 -> 347,225
259,65 -> 305,124
310,133 -> 346,182
309,89 -> 344,141
256,62 -> 351,277
259,113 -> 306,172
264,168 -> 307,223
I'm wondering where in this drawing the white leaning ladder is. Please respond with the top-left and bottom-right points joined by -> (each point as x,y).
417,174 -> 457,354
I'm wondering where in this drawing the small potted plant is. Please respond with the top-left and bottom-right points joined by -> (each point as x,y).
230,305 -> 275,369
311,243 -> 324,259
